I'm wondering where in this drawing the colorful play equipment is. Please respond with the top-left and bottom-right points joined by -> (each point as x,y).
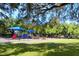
8,27 -> 24,31
8,27 -> 35,39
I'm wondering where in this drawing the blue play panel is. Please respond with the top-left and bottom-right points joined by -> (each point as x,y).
19,34 -> 32,39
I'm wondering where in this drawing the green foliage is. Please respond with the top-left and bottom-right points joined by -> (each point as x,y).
33,25 -> 42,34
67,24 -> 75,34
49,18 -> 60,27
56,24 -> 64,35
0,18 -> 79,39
0,20 -> 5,33
44,18 -> 60,35
32,18 -> 79,38
73,25 -> 79,35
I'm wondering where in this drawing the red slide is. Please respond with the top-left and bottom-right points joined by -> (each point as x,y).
12,34 -> 17,39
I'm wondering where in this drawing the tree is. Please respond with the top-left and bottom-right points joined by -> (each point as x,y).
73,25 -> 79,38
49,18 -> 60,27
0,20 -> 5,34
43,18 -> 60,37
0,3 -> 69,19
56,24 -> 64,36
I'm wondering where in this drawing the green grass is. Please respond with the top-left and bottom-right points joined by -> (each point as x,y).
0,39 -> 79,56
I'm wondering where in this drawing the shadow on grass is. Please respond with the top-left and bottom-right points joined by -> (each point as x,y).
0,42 -> 79,56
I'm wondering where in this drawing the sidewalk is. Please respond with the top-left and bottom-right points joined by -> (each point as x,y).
0,37 -> 11,43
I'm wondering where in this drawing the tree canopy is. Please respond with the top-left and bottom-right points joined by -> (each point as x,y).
0,3 -> 79,24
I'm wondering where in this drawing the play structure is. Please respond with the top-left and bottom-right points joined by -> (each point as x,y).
0,26 -> 35,39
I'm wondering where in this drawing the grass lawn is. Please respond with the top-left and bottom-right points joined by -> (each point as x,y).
0,39 -> 79,56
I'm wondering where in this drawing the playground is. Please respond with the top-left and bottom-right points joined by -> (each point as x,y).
0,3 -> 79,56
